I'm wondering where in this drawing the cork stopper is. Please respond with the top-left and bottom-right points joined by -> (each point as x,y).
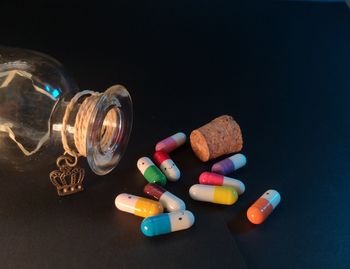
190,115 -> 243,162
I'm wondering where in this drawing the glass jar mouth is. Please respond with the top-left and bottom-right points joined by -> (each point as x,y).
86,85 -> 132,175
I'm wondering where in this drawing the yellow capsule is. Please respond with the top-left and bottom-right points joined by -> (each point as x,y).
189,184 -> 238,205
115,193 -> 164,218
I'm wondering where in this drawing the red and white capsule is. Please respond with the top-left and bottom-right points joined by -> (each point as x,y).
153,151 -> 180,181
247,189 -> 281,224
199,172 -> 245,195
144,183 -> 186,212
155,132 -> 186,153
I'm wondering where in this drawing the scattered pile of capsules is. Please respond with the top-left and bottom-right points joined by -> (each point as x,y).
115,132 -> 281,237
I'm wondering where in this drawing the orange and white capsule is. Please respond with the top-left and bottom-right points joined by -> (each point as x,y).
155,132 -> 186,153
247,190 -> 281,224
115,193 -> 164,218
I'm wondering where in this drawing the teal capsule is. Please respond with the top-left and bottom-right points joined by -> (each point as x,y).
141,210 -> 195,237
137,157 -> 166,186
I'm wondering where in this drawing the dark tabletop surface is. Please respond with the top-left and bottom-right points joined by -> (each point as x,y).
1,1 -> 350,268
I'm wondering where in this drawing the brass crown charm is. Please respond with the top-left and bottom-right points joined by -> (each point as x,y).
50,154 -> 85,196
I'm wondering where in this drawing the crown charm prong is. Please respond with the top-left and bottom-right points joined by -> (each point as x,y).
50,154 -> 85,196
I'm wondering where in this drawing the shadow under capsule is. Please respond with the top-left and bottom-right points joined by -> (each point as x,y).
226,207 -> 256,234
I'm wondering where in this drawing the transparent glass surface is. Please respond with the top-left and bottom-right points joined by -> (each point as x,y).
0,47 -> 132,174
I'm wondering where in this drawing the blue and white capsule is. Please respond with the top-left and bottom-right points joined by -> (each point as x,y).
141,210 -> 195,237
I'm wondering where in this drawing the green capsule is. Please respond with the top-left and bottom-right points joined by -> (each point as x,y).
137,157 -> 167,186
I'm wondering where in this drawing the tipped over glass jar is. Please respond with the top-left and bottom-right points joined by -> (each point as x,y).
0,46 -> 133,196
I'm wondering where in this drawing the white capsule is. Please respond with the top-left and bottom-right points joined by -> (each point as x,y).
199,172 -> 245,195
223,177 -> 245,195
137,157 -> 154,174
160,192 -> 186,212
115,193 -> 164,218
189,184 -> 238,205
211,153 -> 247,175
168,210 -> 194,232
137,156 -> 167,186
144,183 -> 186,212
155,132 -> 187,153
247,189 -> 281,224
153,151 -> 181,181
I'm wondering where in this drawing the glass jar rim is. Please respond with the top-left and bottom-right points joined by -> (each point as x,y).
86,84 -> 133,175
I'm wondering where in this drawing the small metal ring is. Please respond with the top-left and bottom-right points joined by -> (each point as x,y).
57,152 -> 78,168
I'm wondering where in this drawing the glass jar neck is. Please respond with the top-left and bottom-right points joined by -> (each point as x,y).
51,85 -> 133,175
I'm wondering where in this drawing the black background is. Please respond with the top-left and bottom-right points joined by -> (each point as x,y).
1,1 -> 350,268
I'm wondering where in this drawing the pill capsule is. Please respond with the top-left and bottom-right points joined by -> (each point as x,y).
115,193 -> 164,218
189,184 -> 238,205
199,172 -> 245,195
211,153 -> 247,175
144,183 -> 186,212
141,210 -> 195,237
137,157 -> 166,186
153,151 -> 180,181
155,132 -> 186,153
247,189 -> 281,224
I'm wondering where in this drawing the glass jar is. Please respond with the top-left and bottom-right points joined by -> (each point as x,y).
0,46 -> 133,195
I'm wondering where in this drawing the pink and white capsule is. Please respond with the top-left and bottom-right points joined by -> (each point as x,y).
155,132 -> 186,153
199,172 -> 245,195
153,151 -> 180,181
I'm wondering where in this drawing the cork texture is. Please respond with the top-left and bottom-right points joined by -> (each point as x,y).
190,115 -> 243,162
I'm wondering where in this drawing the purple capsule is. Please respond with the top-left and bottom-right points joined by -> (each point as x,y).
211,153 -> 247,175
